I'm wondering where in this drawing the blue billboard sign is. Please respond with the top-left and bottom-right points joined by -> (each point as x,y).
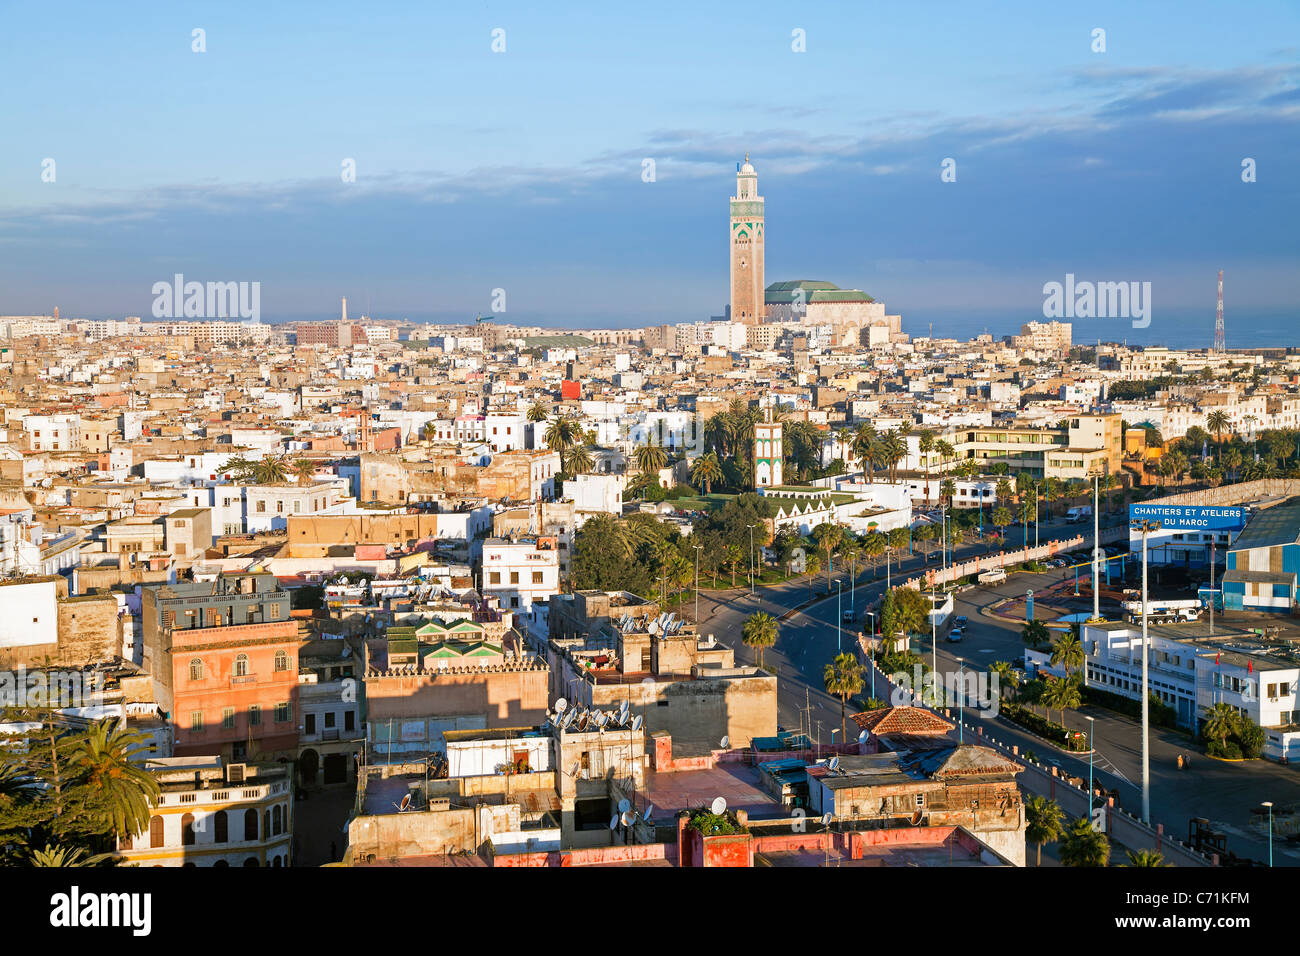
1128,503 -> 1247,532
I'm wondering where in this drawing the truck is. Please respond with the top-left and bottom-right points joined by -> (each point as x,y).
1121,598 -> 1201,624
1065,505 -> 1093,524
977,568 -> 1007,584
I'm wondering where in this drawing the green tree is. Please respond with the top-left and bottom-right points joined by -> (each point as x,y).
1041,676 -> 1082,728
1022,619 -> 1050,649
70,723 -> 160,842
992,506 -> 1012,537
1202,702 -> 1238,751
526,400 -> 550,423
742,611 -> 779,670
689,452 -> 724,494
1050,628 -> 1085,680
634,434 -> 669,475
824,652 -> 866,739
1059,816 -> 1111,867
812,522 -> 845,591
990,661 -> 1018,701
1025,795 -> 1065,867
1124,849 -> 1171,867
544,415 -> 581,458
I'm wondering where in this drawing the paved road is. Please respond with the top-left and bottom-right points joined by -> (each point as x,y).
698,513 -> 1300,865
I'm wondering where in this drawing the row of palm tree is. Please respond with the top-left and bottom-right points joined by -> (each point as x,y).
223,454 -> 318,485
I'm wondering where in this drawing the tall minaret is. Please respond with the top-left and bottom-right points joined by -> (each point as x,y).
729,153 -> 765,325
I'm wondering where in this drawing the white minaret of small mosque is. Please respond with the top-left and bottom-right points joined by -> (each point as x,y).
753,407 -> 783,488
730,153 -> 766,325
342,297 -> 348,322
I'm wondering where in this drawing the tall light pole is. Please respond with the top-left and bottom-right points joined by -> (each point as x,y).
1091,472 -> 1103,622
1135,516 -> 1159,825
746,524 -> 757,596
693,543 -> 703,624
956,656 -> 965,744
1085,714 -> 1095,815
836,580 -> 843,653
1034,480 -> 1041,550
1263,801 -> 1274,867
930,584 -> 938,703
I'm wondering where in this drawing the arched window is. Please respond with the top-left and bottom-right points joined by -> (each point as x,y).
264,809 -> 271,838
214,810 -> 228,844
149,815 -> 165,848
243,857 -> 259,867
244,808 -> 258,841
233,654 -> 249,678
274,650 -> 289,672
189,658 -> 204,681
272,855 -> 282,867
181,812 -> 196,846
272,805 -> 282,835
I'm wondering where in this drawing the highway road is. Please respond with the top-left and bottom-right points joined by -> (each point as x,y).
696,511 -> 1300,865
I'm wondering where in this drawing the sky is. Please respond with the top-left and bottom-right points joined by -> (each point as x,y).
1,0 -> 1297,339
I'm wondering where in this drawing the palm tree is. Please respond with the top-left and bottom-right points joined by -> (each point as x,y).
26,844 -> 116,867
563,443 -> 594,475
1124,849 -> 1171,867
992,506 -> 1012,538
723,544 -> 744,587
935,439 -> 954,485
1041,676 -> 1081,728
852,423 -> 878,482
251,455 -> 290,484
690,452 -> 724,494
824,652 -> 866,739
995,478 -> 1012,506
812,522 -> 844,591
742,611 -> 779,670
1059,816 -> 1111,867
1021,619 -> 1049,649
940,478 -> 956,508
70,722 -> 160,842
881,431 -> 906,482
291,457 -> 317,484
1025,796 -> 1066,866
634,434 -> 668,475
1050,628 -> 1085,680
1206,409 -> 1229,444
544,414 -> 581,458
1203,702 -> 1239,751
918,429 -> 936,504
913,522 -> 936,559
990,661 -> 1018,701
526,400 -> 550,423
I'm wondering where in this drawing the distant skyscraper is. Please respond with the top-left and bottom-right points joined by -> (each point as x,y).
730,154 -> 765,325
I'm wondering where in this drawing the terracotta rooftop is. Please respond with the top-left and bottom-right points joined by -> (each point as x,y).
850,706 -> 954,736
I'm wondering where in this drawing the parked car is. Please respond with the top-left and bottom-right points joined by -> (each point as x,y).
947,626 -> 965,642
954,615 -> 968,627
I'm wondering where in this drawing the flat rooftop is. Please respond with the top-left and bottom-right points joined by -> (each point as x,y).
642,764 -> 785,821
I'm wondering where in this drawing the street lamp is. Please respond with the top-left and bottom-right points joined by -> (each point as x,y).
746,524 -> 757,596
930,585 -> 938,704
1134,516 -> 1160,825
1263,801 -> 1274,867
836,580 -> 843,654
1085,715 -> 1095,814
1091,471 -> 1103,622
693,543 -> 704,625
956,656 -> 965,744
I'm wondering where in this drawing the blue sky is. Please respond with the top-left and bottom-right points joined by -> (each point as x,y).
1,0 -> 1297,336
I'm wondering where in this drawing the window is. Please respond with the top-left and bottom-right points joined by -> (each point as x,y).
149,815 -> 165,848
276,501 -> 284,513
273,805 -> 283,835
256,500 -> 266,513
189,658 -> 204,681
275,702 -> 291,723
345,710 -> 355,731
248,704 -> 261,726
489,572 -> 501,585
274,650 -> 289,671
510,571 -> 520,585
305,714 -> 316,735
190,710 -> 204,731
324,711 -> 336,728
181,812 -> 196,846
915,794 -> 925,807
233,654 -> 249,678
222,707 -> 236,730
214,810 -> 228,844
532,571 -> 544,584
244,808 -> 258,841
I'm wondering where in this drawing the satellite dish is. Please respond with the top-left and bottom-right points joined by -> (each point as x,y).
621,810 -> 636,827
828,756 -> 840,772
398,793 -> 412,812
617,700 -> 630,723
555,697 -> 568,714
631,715 -> 643,732
821,813 -> 834,827
857,730 -> 868,743
643,805 -> 654,824
719,735 -> 730,750
618,798 -> 631,814
710,796 -> 727,815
